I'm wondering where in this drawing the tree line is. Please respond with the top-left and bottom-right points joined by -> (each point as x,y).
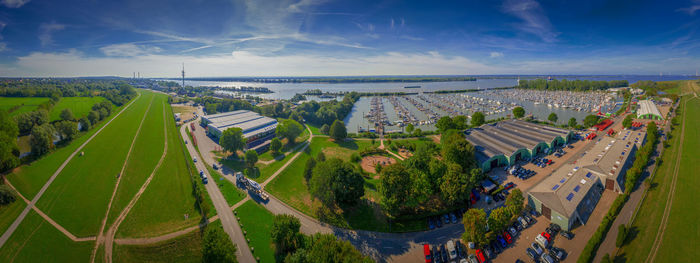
517,79 -> 628,91
0,79 -> 136,106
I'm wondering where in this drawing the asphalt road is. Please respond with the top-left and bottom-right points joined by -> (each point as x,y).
179,122 -> 256,263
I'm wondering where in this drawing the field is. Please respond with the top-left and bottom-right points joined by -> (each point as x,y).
617,95 -> 700,262
0,188 -> 26,234
114,224 -> 206,263
49,96 -> 106,121
0,210 -> 94,262
234,200 -> 275,263
0,97 -> 50,116
117,103 -> 214,238
32,91 -> 155,237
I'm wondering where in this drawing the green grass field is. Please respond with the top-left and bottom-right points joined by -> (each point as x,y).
0,190 -> 26,234
617,96 -> 700,262
106,95 -> 166,227
114,225 -> 205,263
118,103 -> 214,238
234,200 -> 275,263
0,97 -> 50,116
0,210 -> 94,263
34,91 -> 155,237
49,96 -> 107,121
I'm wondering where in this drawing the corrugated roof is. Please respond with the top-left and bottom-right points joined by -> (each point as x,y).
465,119 -> 572,159
637,100 -> 663,119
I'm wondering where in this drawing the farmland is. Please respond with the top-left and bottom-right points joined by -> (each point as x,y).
0,97 -> 50,116
48,96 -> 107,121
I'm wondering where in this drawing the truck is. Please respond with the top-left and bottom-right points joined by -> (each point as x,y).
236,172 -> 269,201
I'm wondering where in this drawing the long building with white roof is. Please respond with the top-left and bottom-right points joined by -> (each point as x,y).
202,110 -> 278,149
637,100 -> 664,120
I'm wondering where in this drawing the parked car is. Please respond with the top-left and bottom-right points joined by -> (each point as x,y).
560,231 -> 574,240
440,244 -> 448,262
193,157 -> 197,162
490,241 -> 501,254
504,182 -> 516,190
540,253 -> 555,263
531,242 -> 543,256
526,248 -> 537,260
436,216 -> 443,228
475,249 -> 487,263
456,240 -> 466,259
549,223 -> 561,233
503,231 -> 513,244
443,214 -> 451,225
199,170 -> 204,177
468,254 -> 478,263
513,221 -> 522,231
447,241 -> 458,261
518,217 -> 528,228
423,244 -> 432,263
433,246 -> 441,263
541,232 -> 552,242
212,163 -> 218,169
536,234 -> 549,248
482,245 -> 494,259
496,235 -> 507,248
509,226 -> 518,237
450,213 -> 458,224
549,247 -> 566,261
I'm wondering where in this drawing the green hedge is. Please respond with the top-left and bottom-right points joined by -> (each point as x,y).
577,194 -> 629,263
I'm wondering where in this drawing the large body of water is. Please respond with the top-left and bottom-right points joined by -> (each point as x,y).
178,75 -> 697,133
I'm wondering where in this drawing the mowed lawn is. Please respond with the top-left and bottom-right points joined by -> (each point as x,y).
106,95 -> 166,227
0,190 -> 26,234
5,95 -> 133,200
0,210 -> 93,263
114,223 -> 206,263
49,96 -> 107,121
618,97 -> 700,262
34,91 -> 156,237
118,102 -> 214,238
655,97 -> 700,261
0,97 -> 49,116
234,200 -> 275,263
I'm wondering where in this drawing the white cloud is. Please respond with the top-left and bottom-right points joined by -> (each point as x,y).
1,0 -> 30,8
677,0 -> 700,15
100,43 -> 162,57
490,52 -> 504,58
0,42 -> 6,52
38,22 -> 66,46
390,18 -> 395,29
501,0 -> 558,42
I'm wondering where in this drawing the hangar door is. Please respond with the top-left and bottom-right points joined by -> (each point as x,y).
542,205 -> 551,220
605,179 -> 615,190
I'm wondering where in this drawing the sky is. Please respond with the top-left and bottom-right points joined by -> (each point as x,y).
0,0 -> 699,77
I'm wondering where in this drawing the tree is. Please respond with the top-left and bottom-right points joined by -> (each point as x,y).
622,114 -> 634,129
270,137 -> 282,154
548,112 -> 558,123
405,123 -> 414,134
15,110 -> 48,135
98,108 -> 109,120
487,206 -> 512,233
0,110 -> 20,172
505,188 -> 524,218
462,208 -> 489,246
583,115 -> 600,128
568,117 -> 577,128
412,128 -> 422,137
441,133 -> 476,172
244,150 -> 258,169
276,119 -> 304,145
453,115 -> 468,130
271,214 -> 304,256
616,224 -> 628,247
310,158 -> 364,206
79,117 -> 91,131
202,226 -> 237,263
329,120 -> 347,141
303,157 -> 316,182
378,163 -> 412,216
319,124 -> 330,135
471,112 -> 485,127
440,162 -> 469,205
219,127 -> 245,154
512,106 -> 525,118
601,254 -> 613,263
0,185 -> 17,205
88,110 -> 99,125
436,116 -> 455,132
305,233 -> 373,263
60,108 -> 75,121
54,121 -> 78,141
30,124 -> 55,157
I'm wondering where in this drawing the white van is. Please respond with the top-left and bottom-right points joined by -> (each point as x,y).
446,240 -> 457,260
536,234 -> 549,248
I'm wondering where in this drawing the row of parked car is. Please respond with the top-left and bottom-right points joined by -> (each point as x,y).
424,240 -> 475,263
428,208 -> 467,230
524,223 -> 571,263
508,165 -> 536,180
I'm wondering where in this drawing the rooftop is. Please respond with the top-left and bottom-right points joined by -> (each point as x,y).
637,100 -> 663,118
530,164 -> 600,217
465,119 -> 571,158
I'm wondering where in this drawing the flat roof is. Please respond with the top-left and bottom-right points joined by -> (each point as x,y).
530,164 -> 600,217
206,110 -> 278,137
465,119 -> 572,158
637,100 -> 663,118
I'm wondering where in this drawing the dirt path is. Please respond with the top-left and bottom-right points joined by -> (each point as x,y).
645,96 -> 694,263
104,102 -> 168,263
0,92 -> 142,249
90,95 -> 155,262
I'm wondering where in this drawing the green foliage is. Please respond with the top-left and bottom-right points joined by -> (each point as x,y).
439,162 -> 469,205
487,206 -> 512,233
59,108 -> 74,121
277,119 -> 304,145
583,115 -> 600,128
303,157 -> 316,182
29,123 -> 55,157
245,150 -> 258,169
0,110 -> 20,172
378,164 -> 412,216
219,127 -> 245,154
622,114 -> 634,129
79,117 -> 90,132
601,254 -> 613,263
462,208 -> 489,246
290,92 -> 360,126
291,233 -> 373,263
87,110 -> 99,125
471,112 -> 485,127
505,188 -> 524,217
513,106 -> 525,118
271,214 -> 305,256
270,137 -> 283,154
350,153 -> 361,163
329,120 -> 347,141
436,116 -> 456,132
453,115 -> 469,130
548,112 -> 558,123
441,132 -> 476,173
320,124 -> 330,135
54,121 -> 78,141
202,225 -> 238,263
0,185 -> 17,205
310,158 -> 364,207
616,224 -> 627,247
518,79 -> 628,91
568,117 -> 578,128
405,123 -> 414,133
15,109 -> 48,135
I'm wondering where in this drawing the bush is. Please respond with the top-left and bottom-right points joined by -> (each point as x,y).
350,153 -> 361,163
0,185 -> 17,205
616,224 -> 627,247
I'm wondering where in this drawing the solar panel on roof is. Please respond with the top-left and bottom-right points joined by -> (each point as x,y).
574,185 -> 581,192
552,184 -> 560,191
560,178 -> 566,183
566,193 -> 574,201
585,172 -> 592,178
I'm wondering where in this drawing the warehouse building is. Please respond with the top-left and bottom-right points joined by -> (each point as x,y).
202,110 -> 278,149
527,129 -> 645,230
464,119 -> 575,172
637,100 -> 664,120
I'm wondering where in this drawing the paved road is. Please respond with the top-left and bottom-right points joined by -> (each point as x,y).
0,92 -> 141,249
179,121 -> 256,263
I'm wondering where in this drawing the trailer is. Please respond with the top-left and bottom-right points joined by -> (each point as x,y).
236,172 -> 269,201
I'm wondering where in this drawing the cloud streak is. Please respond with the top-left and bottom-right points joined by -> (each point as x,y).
1,0 -> 30,8
501,0 -> 558,42
38,22 -> 65,46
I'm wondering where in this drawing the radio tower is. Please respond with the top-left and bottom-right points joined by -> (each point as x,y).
181,63 -> 185,87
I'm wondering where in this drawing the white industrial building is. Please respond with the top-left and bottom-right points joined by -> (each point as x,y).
201,110 -> 278,149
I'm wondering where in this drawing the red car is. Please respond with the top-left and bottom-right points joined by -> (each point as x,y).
475,249 -> 487,263
423,244 -> 432,263
504,182 -> 516,190
503,231 -> 513,244
541,232 -> 552,242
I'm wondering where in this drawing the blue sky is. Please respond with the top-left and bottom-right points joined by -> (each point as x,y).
0,0 -> 699,77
